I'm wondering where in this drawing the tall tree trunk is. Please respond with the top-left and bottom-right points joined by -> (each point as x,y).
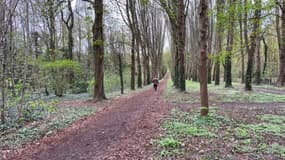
199,0 -> 209,116
239,0 -> 245,83
0,30 -> 6,124
225,0 -> 235,88
255,37 -> 261,85
19,0 -> 31,119
172,28 -> 180,88
207,0 -> 214,84
159,0 -> 183,89
278,1 -> 285,86
118,53 -> 124,94
136,36 -> 142,88
177,0 -> 186,91
92,0 -> 106,101
243,0 -> 250,85
146,54 -> 151,84
276,5 -> 282,61
262,36 -> 268,75
61,0 -> 74,82
214,0 -> 225,85
245,0 -> 261,90
47,0 -> 56,61
131,35 -> 136,90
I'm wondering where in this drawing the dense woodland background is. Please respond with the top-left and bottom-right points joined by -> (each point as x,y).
0,0 -> 285,127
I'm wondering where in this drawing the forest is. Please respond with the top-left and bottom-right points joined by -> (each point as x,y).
1,0 -> 285,159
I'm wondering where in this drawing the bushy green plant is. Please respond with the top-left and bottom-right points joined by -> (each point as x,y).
260,114 -> 285,124
20,100 -> 58,123
240,123 -> 285,137
271,143 -> 285,158
234,127 -> 249,139
158,137 -> 182,148
40,60 -> 82,96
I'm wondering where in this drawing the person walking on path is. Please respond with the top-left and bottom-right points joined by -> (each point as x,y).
152,77 -> 159,91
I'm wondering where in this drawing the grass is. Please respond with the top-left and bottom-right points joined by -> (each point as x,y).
164,80 -> 199,103
271,143 -> 285,158
260,114 -> 285,124
165,80 -> 285,103
1,72 -> 152,151
156,108 -> 285,159
0,106 -> 96,149
157,80 -> 285,159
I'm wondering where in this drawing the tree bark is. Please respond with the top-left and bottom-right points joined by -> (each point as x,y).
262,36 -> 268,75
245,0 -> 261,90
159,0 -> 186,91
177,0 -> 186,91
61,0 -> 74,82
118,53 -> 124,94
47,0 -> 56,61
131,34 -> 136,90
225,0 -> 235,88
136,34 -> 142,88
207,0 -> 214,84
239,0 -> 245,83
255,37 -> 261,85
214,0 -> 225,85
0,0 -> 6,124
92,0 -> 106,101
199,0 -> 209,116
278,1 -> 285,86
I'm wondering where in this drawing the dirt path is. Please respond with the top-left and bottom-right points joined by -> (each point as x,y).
5,78 -> 171,160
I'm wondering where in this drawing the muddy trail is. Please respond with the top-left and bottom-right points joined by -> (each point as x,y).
6,78 -> 171,160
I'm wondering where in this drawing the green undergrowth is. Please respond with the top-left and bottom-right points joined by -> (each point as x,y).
164,80 -> 199,103
165,80 -> 285,103
0,106 -> 96,149
155,107 -> 285,159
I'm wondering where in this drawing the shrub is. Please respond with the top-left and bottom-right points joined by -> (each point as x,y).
40,60 -> 82,96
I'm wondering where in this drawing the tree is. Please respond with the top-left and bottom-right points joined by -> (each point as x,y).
214,0 -> 225,85
83,0 -> 106,101
276,0 -> 285,86
199,0 -> 209,116
245,0 -> 261,91
0,0 -> 19,124
239,0 -> 245,84
46,0 -> 57,61
61,0 -> 75,82
159,0 -> 188,91
61,0 -> 74,60
225,0 -> 235,88
138,0 -> 151,85
109,30 -> 126,94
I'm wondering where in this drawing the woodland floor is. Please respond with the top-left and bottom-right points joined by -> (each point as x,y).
2,76 -> 171,160
1,78 -> 285,160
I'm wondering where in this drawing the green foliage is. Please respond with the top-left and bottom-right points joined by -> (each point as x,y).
163,121 -> 215,138
70,79 -> 89,94
20,100 -> 58,123
41,59 -> 81,72
159,149 -> 181,157
140,0 -> 149,6
88,69 -> 131,95
234,127 -> 249,139
156,105 -> 285,159
40,60 -> 82,96
48,107 -> 95,130
0,106 -> 96,149
226,92 -> 285,103
158,137 -> 181,148
93,40 -> 104,46
271,143 -> 285,158
241,123 -> 285,137
260,114 -> 285,124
